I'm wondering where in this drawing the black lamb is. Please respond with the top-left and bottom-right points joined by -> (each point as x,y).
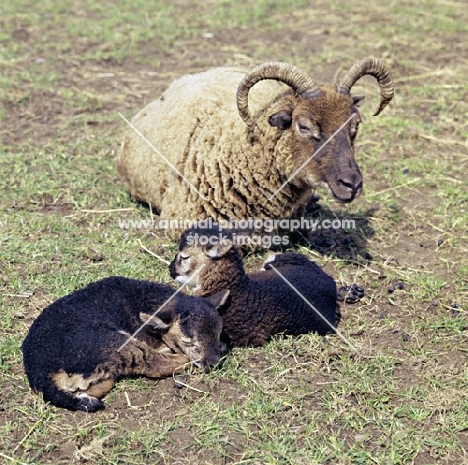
22,276 -> 227,412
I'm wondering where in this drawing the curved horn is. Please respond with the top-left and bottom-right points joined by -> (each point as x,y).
236,62 -> 320,126
338,57 -> 394,116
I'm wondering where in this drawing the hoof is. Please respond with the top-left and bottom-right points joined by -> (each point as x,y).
337,284 -> 365,303
76,394 -> 105,412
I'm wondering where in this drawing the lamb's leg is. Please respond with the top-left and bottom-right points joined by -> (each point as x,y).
117,339 -> 190,378
49,369 -> 111,411
75,340 -> 188,400
84,378 -> 115,398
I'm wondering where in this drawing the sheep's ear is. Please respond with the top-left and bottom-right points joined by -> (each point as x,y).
178,308 -> 191,324
352,95 -> 365,106
261,252 -> 277,270
206,289 -> 230,310
203,238 -> 233,258
268,110 -> 292,130
140,310 -> 174,332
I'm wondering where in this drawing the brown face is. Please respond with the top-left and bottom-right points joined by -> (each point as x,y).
169,244 -> 206,291
269,88 -> 364,203
163,305 -> 223,371
169,227 -> 234,291
141,293 -> 226,372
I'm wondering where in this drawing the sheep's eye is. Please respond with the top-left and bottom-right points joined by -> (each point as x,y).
183,339 -> 200,351
179,254 -> 189,261
298,122 -> 320,138
181,336 -> 192,344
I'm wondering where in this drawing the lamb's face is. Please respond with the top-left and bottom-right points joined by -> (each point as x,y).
169,226 -> 234,290
169,242 -> 206,290
140,293 -> 227,372
163,301 -> 223,371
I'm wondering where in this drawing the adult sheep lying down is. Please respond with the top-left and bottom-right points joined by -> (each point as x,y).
117,58 -> 393,226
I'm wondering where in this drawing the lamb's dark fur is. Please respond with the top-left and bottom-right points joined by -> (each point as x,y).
22,276 -> 226,412
169,226 -> 338,347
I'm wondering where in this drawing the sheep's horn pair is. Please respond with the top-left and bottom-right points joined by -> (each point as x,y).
236,62 -> 320,126
338,57 -> 394,116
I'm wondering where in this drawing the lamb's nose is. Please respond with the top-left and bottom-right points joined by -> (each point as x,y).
169,260 -> 177,279
202,353 -> 221,373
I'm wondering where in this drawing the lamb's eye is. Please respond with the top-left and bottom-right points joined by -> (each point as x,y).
298,124 -> 309,131
181,336 -> 192,344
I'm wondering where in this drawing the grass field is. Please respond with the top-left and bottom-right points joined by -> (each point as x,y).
0,0 -> 467,464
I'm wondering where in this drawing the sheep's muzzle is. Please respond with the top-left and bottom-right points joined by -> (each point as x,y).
328,172 -> 363,203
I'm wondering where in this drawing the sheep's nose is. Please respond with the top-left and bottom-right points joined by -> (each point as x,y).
168,260 -> 177,279
202,360 -> 215,374
220,342 -> 227,354
201,354 -> 221,373
338,178 -> 362,197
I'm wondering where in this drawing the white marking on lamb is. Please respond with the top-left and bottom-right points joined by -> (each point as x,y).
76,393 -> 95,400
174,275 -> 192,285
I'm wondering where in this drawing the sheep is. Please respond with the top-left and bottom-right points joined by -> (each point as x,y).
117,58 -> 393,230
169,224 -> 338,347
22,276 -> 228,412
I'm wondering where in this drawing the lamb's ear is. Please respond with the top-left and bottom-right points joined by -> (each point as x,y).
261,252 -> 277,270
268,110 -> 292,130
352,95 -> 365,106
140,308 -> 175,333
178,308 -> 191,324
203,238 -> 233,258
206,289 -> 230,310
